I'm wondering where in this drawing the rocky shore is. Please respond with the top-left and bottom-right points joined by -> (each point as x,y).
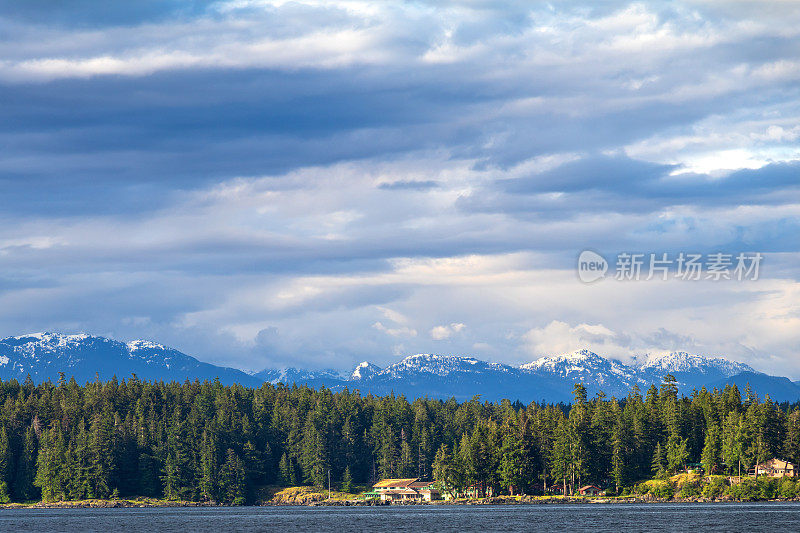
3,493 -> 799,509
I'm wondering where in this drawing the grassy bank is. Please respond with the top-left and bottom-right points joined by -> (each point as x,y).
630,473 -> 800,501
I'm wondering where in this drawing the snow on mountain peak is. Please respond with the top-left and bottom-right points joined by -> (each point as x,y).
385,353 -> 487,377
127,339 -> 169,352
11,332 -> 93,347
634,351 -> 753,376
521,349 -> 607,372
350,361 -> 381,380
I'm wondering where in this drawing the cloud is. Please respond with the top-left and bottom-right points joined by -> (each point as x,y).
373,321 -> 417,338
430,322 -> 466,341
0,1 -> 798,377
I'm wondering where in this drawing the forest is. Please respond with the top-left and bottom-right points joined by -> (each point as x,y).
0,373 -> 799,504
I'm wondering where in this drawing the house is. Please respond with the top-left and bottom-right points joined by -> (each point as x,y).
685,463 -> 704,474
578,485 -> 602,496
754,458 -> 796,478
408,480 -> 441,501
368,478 -> 442,502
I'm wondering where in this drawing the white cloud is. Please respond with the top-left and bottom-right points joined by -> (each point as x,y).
430,322 -> 466,340
1,1 -> 800,377
372,321 -> 417,338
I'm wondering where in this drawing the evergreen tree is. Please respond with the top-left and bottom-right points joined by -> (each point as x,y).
665,434 -> 688,473
651,442 -> 665,477
498,423 -> 523,495
13,425 -> 38,501
341,465 -> 353,493
219,449 -> 246,505
0,425 -> 11,503
89,409 -> 114,498
199,429 -> 218,502
0,371 -> 796,504
701,425 -> 720,475
278,452 -> 291,485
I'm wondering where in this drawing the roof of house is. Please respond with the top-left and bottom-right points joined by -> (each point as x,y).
758,458 -> 794,469
578,485 -> 601,491
373,478 -> 418,488
382,488 -> 419,495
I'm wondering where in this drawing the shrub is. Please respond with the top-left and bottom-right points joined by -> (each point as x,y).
678,481 -> 701,498
778,478 -> 798,499
757,478 -> 779,500
701,477 -> 727,499
648,480 -> 674,499
729,478 -> 759,501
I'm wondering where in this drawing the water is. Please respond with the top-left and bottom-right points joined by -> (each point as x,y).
2,503 -> 800,533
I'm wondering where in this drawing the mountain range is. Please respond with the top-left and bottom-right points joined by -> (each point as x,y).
1,332 -> 798,403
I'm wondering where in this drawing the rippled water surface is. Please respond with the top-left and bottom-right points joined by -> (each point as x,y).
3,503 -> 800,533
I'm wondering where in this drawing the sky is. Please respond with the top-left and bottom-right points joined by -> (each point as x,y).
1,1 -> 799,376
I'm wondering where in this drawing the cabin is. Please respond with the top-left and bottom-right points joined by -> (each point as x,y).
754,459 -> 796,478
368,478 -> 441,502
578,485 -> 602,496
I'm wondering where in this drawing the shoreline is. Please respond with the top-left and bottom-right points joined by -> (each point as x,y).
3,495 -> 800,510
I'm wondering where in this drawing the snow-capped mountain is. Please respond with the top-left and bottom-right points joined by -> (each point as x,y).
254,367 -> 343,385
517,349 -> 757,397
381,354 -> 512,379
634,351 -> 754,382
1,332 -> 795,402
520,349 -> 645,396
331,354 -> 559,401
0,332 -> 261,386
350,361 -> 381,380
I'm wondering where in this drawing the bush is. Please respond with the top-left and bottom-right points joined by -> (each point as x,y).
758,478 -> 779,500
678,482 -> 701,498
647,480 -> 674,499
701,477 -> 727,499
729,478 -> 759,501
779,478 -> 798,499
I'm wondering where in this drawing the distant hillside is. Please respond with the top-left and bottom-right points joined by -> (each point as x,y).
1,332 -> 796,403
0,333 -> 261,387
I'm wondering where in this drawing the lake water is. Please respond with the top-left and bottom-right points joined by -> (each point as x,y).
2,503 -> 800,533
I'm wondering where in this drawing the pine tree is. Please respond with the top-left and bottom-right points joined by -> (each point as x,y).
278,452 -> 291,485
701,426 -> 720,475
162,453 -> 179,500
199,429 -> 218,502
399,430 -> 413,478
13,425 -> 38,501
89,409 -> 114,498
0,425 -> 11,503
611,415 -> 629,492
651,442 -> 665,477
35,425 -> 67,502
301,414 -> 328,487
341,465 -> 353,493
498,424 -> 523,495
551,421 -> 571,495
666,434 -> 688,473
219,449 -> 246,505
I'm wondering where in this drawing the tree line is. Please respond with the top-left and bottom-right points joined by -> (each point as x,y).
0,373 -> 798,503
